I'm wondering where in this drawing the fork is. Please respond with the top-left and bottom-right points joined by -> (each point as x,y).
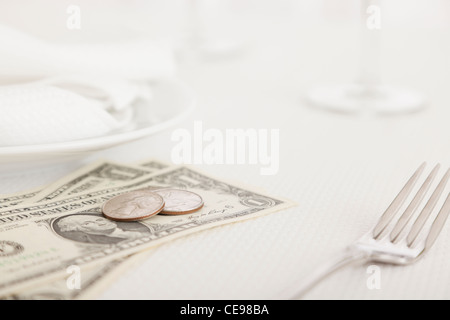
290,163 -> 450,299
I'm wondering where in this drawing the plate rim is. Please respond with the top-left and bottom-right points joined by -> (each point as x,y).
0,78 -> 196,157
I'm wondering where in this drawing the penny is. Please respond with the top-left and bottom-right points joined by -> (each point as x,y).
153,189 -> 204,215
102,190 -> 165,221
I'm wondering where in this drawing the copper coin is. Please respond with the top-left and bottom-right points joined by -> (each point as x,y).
102,190 -> 165,221
153,189 -> 204,215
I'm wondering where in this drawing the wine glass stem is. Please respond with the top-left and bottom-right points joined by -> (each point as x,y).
188,0 -> 204,45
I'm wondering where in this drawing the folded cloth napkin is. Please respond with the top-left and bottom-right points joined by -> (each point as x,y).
0,25 -> 176,82
0,84 -> 133,146
35,75 -> 153,112
0,24 -> 177,147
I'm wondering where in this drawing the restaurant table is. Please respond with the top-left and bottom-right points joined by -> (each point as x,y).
1,0 -> 449,300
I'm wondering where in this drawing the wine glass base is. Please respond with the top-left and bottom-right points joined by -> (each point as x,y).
307,84 -> 427,115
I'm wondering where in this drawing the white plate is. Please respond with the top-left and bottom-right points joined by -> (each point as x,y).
0,78 -> 195,168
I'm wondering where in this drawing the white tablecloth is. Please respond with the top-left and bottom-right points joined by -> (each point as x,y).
1,0 -> 450,300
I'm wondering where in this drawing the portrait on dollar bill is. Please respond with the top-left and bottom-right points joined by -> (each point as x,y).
52,214 -> 151,245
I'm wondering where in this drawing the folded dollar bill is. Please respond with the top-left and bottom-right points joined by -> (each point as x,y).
0,159 -> 294,298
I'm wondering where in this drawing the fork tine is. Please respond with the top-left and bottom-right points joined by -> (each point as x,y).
373,163 -> 426,239
424,193 -> 450,251
407,169 -> 450,247
390,164 -> 440,243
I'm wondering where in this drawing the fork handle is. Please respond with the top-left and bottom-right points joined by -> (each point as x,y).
289,249 -> 370,299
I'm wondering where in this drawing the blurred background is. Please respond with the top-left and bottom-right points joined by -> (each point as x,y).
1,0 -> 450,182
1,0 -> 449,115
2,0 -> 449,77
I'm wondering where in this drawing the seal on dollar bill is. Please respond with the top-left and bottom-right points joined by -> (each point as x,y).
0,241 -> 24,257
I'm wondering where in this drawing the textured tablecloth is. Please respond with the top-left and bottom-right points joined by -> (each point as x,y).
1,0 -> 449,300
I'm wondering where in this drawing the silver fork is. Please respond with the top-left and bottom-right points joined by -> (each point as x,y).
291,163 -> 450,299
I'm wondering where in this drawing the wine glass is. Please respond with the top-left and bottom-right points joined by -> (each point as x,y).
307,0 -> 426,115
176,0 -> 242,60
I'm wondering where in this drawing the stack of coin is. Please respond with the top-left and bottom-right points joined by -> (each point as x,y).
102,188 -> 204,222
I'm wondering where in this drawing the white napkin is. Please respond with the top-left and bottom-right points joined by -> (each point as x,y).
35,75 -> 153,112
0,25 -> 176,81
0,25 -> 177,147
0,85 -> 133,146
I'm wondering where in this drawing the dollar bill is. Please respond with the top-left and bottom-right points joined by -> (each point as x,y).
2,159 -> 170,300
4,250 -> 154,300
3,257 -> 128,300
0,177 -> 169,219
25,160 -> 165,204
0,159 -> 169,203
0,165 -> 294,297
0,186 -> 43,209
138,159 -> 171,170
0,159 -> 170,210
